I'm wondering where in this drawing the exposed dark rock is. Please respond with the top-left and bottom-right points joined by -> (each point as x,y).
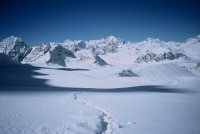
47,44 -> 76,66
94,55 -> 109,66
195,62 -> 200,69
118,70 -> 139,77
74,41 -> 86,51
136,51 -> 188,63
7,40 -> 30,62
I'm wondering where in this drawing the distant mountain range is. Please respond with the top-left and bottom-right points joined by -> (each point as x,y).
0,35 -> 200,66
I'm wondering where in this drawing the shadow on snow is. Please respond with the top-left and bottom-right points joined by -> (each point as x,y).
0,64 -> 192,93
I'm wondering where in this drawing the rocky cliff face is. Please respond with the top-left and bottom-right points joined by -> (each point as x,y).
0,36 -> 31,62
94,55 -> 109,66
135,51 -> 188,63
47,44 -> 76,66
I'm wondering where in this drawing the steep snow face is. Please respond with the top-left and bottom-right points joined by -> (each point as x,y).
75,49 -> 95,64
62,39 -> 86,52
181,35 -> 200,60
99,37 -> 188,65
133,38 -> 188,63
23,43 -> 76,66
0,36 -> 31,62
87,36 -> 124,47
23,44 -> 51,63
86,36 -> 124,55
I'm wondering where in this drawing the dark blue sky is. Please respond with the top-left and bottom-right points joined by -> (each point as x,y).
0,0 -> 200,45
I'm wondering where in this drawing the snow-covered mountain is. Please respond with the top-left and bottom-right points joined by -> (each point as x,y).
133,38 -> 188,63
22,42 -> 76,66
1,35 -> 200,134
181,35 -> 200,60
0,36 -> 31,62
0,35 -> 199,66
47,44 -> 76,66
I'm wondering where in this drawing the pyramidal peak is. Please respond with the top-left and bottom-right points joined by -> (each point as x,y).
6,35 -> 22,42
106,35 -> 121,41
106,35 -> 118,40
104,35 -> 124,44
0,36 -> 24,47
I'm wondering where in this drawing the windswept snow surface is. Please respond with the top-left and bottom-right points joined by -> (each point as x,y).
78,81 -> 200,134
1,60 -> 200,134
0,92 -> 108,134
1,36 -> 200,134
31,61 -> 197,88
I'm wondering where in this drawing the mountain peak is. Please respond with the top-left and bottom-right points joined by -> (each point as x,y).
0,36 -> 24,47
106,35 -> 117,39
0,35 -> 30,62
104,35 -> 124,44
145,37 -> 160,42
105,35 -> 120,41
186,34 -> 200,43
7,35 -> 22,42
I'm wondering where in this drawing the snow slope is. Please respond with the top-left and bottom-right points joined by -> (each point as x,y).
79,80 -> 200,134
0,61 -> 199,134
29,61 -> 196,89
0,35 -> 200,134
0,92 -> 109,134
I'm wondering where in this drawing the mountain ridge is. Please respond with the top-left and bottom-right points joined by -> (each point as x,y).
0,35 -> 200,66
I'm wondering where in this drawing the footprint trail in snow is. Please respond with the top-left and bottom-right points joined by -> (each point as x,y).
73,92 -> 119,134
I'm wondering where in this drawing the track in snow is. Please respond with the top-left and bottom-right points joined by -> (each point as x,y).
74,92 -> 119,134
